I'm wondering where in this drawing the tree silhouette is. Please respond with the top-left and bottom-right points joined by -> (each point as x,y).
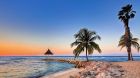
71,28 -> 101,61
118,4 -> 137,60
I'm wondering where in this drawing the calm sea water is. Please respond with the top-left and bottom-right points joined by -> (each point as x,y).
0,56 -> 140,78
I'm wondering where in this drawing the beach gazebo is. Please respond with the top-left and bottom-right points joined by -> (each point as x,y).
44,49 -> 53,56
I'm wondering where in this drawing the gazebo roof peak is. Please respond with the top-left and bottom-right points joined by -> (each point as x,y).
44,49 -> 53,55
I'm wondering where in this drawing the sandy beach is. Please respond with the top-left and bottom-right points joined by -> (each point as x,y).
41,68 -> 83,78
112,61 -> 140,78
41,61 -> 140,78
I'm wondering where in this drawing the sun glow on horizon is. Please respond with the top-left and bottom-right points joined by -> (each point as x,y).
1,40 -> 138,56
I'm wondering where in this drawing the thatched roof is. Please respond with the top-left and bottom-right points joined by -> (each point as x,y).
44,49 -> 53,55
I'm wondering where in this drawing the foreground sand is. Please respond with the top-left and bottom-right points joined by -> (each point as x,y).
42,61 -> 140,78
112,61 -> 140,78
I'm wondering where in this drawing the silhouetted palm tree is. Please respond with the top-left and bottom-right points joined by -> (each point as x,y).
71,28 -> 101,61
118,34 -> 140,60
118,4 -> 136,60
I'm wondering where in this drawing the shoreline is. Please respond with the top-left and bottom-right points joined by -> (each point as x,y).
1,57 -> 140,78
42,59 -> 140,78
40,68 -> 83,78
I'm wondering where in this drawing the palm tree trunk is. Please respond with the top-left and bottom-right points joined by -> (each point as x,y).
124,20 -> 132,61
74,56 -> 76,60
127,48 -> 132,60
86,47 -> 89,61
130,52 -> 133,61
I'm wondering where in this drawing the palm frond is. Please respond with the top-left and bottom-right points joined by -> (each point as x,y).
71,41 -> 80,47
120,44 -> 125,50
89,35 -> 101,41
90,42 -> 101,53
131,41 -> 140,52
118,34 -> 140,52
118,41 -> 125,47
118,4 -> 135,21
87,45 -> 94,55
118,35 -> 125,48
130,13 -> 135,18
73,43 -> 84,57
132,38 -> 139,42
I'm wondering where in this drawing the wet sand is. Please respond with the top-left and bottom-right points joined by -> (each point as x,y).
41,68 -> 83,78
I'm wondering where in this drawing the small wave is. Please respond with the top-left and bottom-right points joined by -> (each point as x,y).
0,61 -> 10,65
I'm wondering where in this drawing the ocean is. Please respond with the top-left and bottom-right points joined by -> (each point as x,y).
0,56 -> 140,78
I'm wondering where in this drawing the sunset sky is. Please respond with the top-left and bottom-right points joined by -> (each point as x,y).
0,0 -> 140,56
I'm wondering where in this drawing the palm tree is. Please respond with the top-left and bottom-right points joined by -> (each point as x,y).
118,4 -> 136,60
118,34 -> 140,60
71,28 -> 101,61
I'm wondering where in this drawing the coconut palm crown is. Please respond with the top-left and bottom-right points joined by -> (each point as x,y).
71,28 -> 101,61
